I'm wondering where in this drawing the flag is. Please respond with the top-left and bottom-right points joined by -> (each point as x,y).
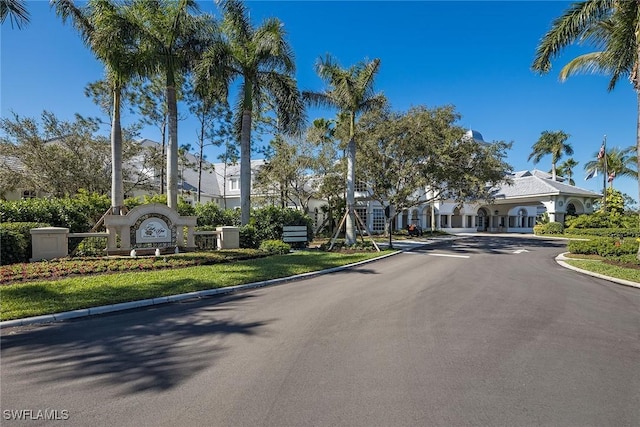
585,168 -> 598,180
597,143 -> 605,160
608,170 -> 616,182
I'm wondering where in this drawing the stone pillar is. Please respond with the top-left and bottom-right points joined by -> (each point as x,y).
217,226 -> 240,249
106,225 -> 118,252
30,227 -> 69,261
447,214 -> 452,228
119,226 -> 131,250
186,226 -> 195,248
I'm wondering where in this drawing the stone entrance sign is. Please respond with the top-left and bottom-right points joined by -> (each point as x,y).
104,204 -> 197,254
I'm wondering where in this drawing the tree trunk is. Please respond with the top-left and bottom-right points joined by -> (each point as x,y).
166,81 -> 179,210
240,108 -> 252,225
111,84 -> 123,215
636,89 -> 640,260
345,114 -> 356,245
345,138 -> 356,245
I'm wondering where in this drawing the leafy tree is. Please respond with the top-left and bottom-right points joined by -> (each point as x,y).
531,0 -> 640,256
1,112 -> 117,197
304,55 -> 385,244
0,0 -> 29,29
527,130 -> 573,181
357,104 -> 512,236
128,0 -> 213,210
255,134 -> 319,211
52,0 -> 140,215
196,0 -> 305,225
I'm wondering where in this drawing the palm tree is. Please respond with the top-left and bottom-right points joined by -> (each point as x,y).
584,146 -> 637,190
1,0 -> 29,29
303,55 -> 385,244
127,0 -> 213,211
557,157 -> 579,185
52,0 -> 137,215
196,0 -> 305,225
531,0 -> 640,246
528,130 -> 573,181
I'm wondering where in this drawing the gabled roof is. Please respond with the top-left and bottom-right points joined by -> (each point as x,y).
495,170 -> 600,199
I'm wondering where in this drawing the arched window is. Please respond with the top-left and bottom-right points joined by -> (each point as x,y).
567,203 -> 576,216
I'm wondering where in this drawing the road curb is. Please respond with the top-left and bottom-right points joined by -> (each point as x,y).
555,252 -> 640,289
1,247 -> 419,329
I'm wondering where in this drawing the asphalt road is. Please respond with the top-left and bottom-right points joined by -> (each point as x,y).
1,236 -> 639,426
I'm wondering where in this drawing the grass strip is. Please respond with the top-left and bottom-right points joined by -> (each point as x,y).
564,259 -> 640,284
0,250 -> 393,321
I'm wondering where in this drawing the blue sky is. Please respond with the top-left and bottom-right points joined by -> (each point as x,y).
1,1 -> 638,202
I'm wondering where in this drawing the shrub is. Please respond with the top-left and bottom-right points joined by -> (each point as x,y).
533,222 -> 564,235
564,228 -> 640,238
259,239 -> 291,255
1,229 -> 27,265
249,206 -> 313,243
195,202 -> 226,227
567,237 -> 638,257
239,225 -> 259,249
0,222 -> 50,265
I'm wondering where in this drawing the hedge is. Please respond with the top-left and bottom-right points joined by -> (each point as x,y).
0,222 -> 50,265
259,239 -> 291,255
533,222 -> 564,235
564,228 -> 640,238
567,237 -> 639,257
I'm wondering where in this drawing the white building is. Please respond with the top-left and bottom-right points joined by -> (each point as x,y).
3,135 -> 601,234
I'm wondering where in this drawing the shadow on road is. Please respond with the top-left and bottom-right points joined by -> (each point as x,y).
1,293 -> 271,396
412,236 -> 567,256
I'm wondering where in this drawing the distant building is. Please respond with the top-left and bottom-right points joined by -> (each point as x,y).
2,134 -> 601,233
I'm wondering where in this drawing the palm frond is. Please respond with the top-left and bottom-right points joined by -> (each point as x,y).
532,0 -> 614,73
1,0 -> 29,29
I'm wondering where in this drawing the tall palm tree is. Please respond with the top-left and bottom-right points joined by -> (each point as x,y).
52,0 -> 137,215
531,0 -> 640,233
557,157 -> 579,185
528,130 -> 573,181
128,0 -> 212,211
196,0 -> 305,225
303,55 -> 385,244
584,146 -> 637,190
1,0 -> 29,28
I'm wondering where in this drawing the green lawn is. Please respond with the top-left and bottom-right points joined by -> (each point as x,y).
564,259 -> 640,284
0,250 -> 393,321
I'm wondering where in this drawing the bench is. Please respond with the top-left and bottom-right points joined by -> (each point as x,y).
282,225 -> 309,245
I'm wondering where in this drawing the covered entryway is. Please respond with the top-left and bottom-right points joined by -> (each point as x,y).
477,208 -> 489,231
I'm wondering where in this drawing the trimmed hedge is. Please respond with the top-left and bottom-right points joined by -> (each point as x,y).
533,222 -> 564,235
564,228 -> 640,238
0,222 -> 50,265
567,237 -> 639,257
259,239 -> 291,255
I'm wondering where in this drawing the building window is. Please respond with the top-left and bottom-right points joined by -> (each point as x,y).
354,207 -> 367,227
355,180 -> 368,192
372,208 -> 385,232
22,190 -> 36,199
229,178 -> 239,191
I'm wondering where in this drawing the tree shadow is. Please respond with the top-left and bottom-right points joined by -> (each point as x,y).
411,235 -> 567,256
1,293 -> 272,396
